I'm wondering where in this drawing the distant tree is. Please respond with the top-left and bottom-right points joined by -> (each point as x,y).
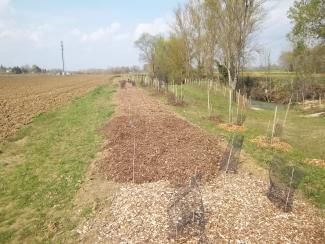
135,0 -> 265,93
11,66 -> 23,74
153,37 -> 169,81
0,65 -> 6,72
165,35 -> 188,83
134,33 -> 159,79
279,51 -> 295,72
31,65 -> 42,73
288,0 -> 325,46
285,0 -> 325,76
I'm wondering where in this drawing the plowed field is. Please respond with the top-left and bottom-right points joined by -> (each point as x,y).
0,74 -> 109,142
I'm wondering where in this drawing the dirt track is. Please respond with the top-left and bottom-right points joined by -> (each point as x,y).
77,84 -> 325,243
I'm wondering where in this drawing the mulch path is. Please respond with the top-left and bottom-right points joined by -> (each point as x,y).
99,85 -> 222,185
77,172 -> 325,243
77,84 -> 325,243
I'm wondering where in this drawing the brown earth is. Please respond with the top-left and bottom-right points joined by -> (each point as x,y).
0,74 -> 110,143
99,84 -> 223,185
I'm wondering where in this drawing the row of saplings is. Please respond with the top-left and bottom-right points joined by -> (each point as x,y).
119,78 -> 136,88
166,113 -> 302,242
120,76 -> 303,241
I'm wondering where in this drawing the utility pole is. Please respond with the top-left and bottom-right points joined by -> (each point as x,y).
60,41 -> 65,74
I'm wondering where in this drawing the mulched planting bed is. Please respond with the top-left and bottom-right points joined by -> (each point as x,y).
218,123 -> 246,133
251,136 -> 292,152
304,158 -> 325,169
100,114 -> 222,186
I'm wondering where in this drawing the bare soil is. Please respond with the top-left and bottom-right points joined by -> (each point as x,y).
0,74 -> 109,143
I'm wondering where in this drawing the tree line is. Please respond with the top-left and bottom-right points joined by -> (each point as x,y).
135,0 -> 325,93
279,0 -> 325,74
135,0 -> 264,92
0,64 -> 46,74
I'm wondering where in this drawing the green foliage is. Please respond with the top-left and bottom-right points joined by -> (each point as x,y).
282,0 -> 325,75
288,0 -> 325,44
135,34 -> 188,84
216,62 -> 229,83
31,65 -> 42,73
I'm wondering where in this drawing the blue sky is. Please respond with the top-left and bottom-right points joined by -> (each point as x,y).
0,0 -> 294,70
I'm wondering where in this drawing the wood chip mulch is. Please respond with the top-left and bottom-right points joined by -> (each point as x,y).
304,158 -> 325,169
77,172 -> 325,243
251,136 -> 292,152
77,85 -> 324,243
99,86 -> 223,186
218,123 -> 246,133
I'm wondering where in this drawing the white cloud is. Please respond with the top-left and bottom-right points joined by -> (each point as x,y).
134,17 -> 170,40
1,28 -> 27,39
0,24 -> 50,46
80,22 -> 121,42
0,0 -> 10,12
264,0 -> 294,29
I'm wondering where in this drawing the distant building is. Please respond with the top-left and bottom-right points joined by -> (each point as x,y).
56,71 -> 72,76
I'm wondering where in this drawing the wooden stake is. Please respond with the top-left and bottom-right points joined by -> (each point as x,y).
236,91 -> 240,123
266,120 -> 271,138
229,89 -> 232,123
225,137 -> 235,173
208,83 -> 211,117
285,167 -> 295,212
283,97 -> 292,128
132,137 -> 136,183
271,106 -> 278,142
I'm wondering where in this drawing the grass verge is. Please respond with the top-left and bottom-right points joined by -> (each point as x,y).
0,80 -> 116,243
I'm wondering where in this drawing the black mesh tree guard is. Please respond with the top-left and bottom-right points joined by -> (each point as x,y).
267,155 -> 304,212
220,134 -> 244,173
167,176 -> 207,242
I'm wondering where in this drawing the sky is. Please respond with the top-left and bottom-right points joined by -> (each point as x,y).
0,0 -> 295,71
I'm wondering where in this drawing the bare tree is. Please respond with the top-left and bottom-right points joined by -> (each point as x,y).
204,0 -> 264,90
174,5 -> 193,79
134,33 -> 159,79
174,0 -> 208,78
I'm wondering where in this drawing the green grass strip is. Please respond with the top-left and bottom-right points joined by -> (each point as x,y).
0,80 -> 116,243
